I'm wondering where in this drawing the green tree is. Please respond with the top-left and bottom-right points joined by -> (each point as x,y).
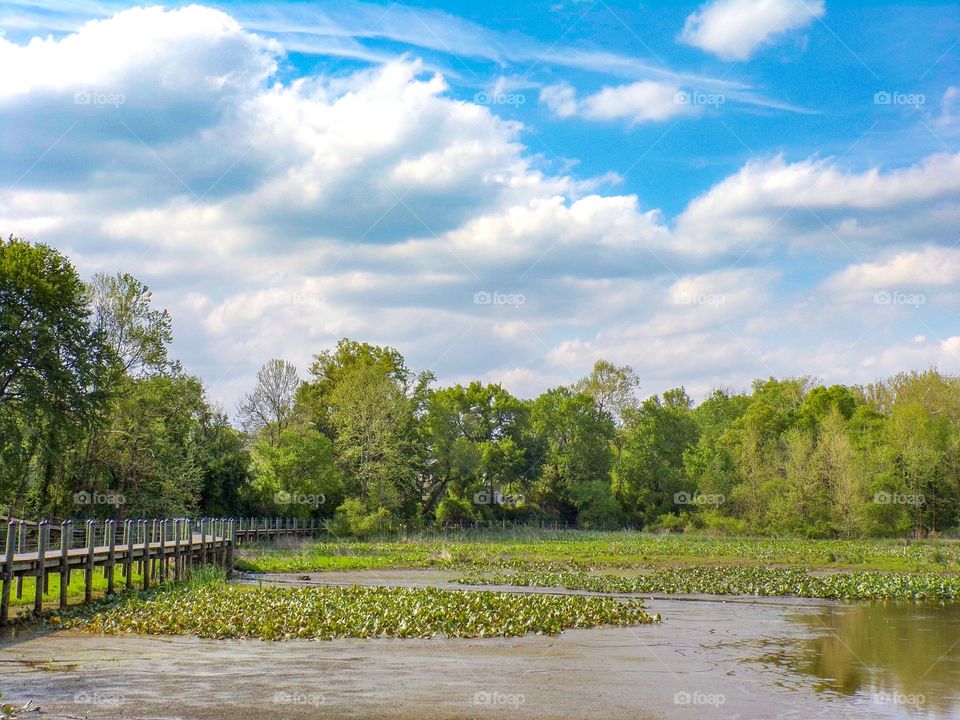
613,391 -> 698,527
247,423 -> 344,519
89,272 -> 173,378
238,358 -> 300,446
0,237 -> 104,510
528,386 -> 615,525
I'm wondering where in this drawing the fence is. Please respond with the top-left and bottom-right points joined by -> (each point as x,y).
0,516 -> 320,625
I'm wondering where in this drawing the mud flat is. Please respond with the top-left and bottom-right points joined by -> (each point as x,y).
1,573 -> 958,719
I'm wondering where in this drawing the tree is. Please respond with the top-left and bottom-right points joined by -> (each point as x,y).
84,374 -> 208,517
574,359 -> 640,424
0,237 -> 103,509
422,382 -> 529,520
613,392 -> 698,527
327,362 -> 419,513
528,386 -> 615,525
89,272 -> 173,378
247,423 -> 344,519
0,237 -> 101,414
298,338 -> 429,436
238,359 -> 301,445
197,410 -> 250,516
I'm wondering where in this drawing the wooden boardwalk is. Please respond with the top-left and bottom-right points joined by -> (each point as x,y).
1,516 -> 319,625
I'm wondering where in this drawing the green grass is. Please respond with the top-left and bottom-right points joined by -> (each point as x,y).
9,567 -> 148,609
235,531 -> 960,574
455,567 -> 960,601
55,581 -> 656,639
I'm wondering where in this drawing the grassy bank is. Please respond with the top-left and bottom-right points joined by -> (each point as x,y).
235,530 -> 960,574
8,568 -> 147,612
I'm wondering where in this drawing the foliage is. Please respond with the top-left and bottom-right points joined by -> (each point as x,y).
60,584 -> 655,639
8,237 -> 960,539
246,423 -> 343,518
236,531 -> 960,574
326,498 -> 395,538
237,358 -> 300,446
455,566 -> 960,601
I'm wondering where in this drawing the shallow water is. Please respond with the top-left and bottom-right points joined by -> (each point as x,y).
2,573 -> 959,719
743,601 -> 960,718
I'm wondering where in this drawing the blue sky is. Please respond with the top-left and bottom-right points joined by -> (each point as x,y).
1,0 -> 959,410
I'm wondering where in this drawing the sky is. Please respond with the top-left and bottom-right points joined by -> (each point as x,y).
1,0 -> 959,413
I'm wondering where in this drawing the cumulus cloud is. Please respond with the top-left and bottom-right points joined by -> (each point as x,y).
680,0 -> 825,61
673,153 -> 960,255
2,4 -> 958,408
826,247 -> 960,292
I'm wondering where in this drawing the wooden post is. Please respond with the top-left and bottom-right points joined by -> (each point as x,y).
158,520 -> 167,582
184,519 -> 193,574
141,520 -> 150,591
106,520 -> 116,595
1,519 -> 16,625
59,520 -> 72,609
218,519 -> 227,568
84,519 -> 95,602
102,519 -> 110,578
136,520 -> 144,576
173,519 -> 182,582
125,519 -> 134,590
34,520 -> 49,615
225,519 -> 235,577
15,521 -> 24,600
198,519 -> 206,568
150,519 -> 158,581
121,520 -> 129,584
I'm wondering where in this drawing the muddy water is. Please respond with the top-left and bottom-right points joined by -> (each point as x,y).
1,572 -> 959,719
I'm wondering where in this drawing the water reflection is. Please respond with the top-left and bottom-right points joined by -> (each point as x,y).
768,602 -> 960,717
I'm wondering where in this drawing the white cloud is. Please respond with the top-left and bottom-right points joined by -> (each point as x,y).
540,80 -> 695,124
539,82 -> 578,118
673,153 -> 960,255
680,0 -> 825,61
826,247 -> 960,292
581,81 -> 693,123
3,4 -> 959,410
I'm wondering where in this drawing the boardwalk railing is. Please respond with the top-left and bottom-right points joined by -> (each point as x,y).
0,516 -> 320,625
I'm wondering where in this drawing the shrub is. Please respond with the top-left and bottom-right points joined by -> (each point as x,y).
435,496 -> 478,527
326,498 -> 396,538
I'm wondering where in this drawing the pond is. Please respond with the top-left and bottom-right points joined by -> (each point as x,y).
749,601 -> 960,718
2,575 -> 960,719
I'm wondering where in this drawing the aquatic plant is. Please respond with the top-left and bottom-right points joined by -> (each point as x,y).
58,584 -> 656,640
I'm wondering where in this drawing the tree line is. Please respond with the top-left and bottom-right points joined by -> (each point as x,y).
3,236 -> 959,538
